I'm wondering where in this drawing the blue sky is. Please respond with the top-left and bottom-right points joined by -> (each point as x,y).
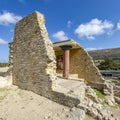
0,0 -> 120,62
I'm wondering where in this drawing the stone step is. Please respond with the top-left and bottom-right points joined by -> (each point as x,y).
52,77 -> 86,107
57,73 -> 79,79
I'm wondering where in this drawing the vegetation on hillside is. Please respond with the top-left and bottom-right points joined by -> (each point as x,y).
88,48 -> 120,60
97,57 -> 119,70
88,48 -> 120,70
0,63 -> 10,67
94,89 -> 106,100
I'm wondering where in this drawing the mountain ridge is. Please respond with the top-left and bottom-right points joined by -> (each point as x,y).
88,47 -> 120,60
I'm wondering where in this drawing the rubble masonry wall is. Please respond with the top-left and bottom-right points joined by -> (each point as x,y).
70,48 -> 104,83
13,11 -> 56,98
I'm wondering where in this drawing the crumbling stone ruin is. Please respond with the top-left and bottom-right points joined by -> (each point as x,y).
113,83 -> 120,104
12,12 -> 56,99
53,40 -> 104,83
8,11 -> 118,120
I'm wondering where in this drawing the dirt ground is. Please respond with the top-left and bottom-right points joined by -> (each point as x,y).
0,85 -> 86,120
0,85 -> 71,120
0,67 -> 120,120
0,85 -> 120,120
0,67 -> 96,120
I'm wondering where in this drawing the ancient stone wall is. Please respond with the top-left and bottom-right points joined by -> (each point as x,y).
9,11 -> 84,107
70,48 -> 104,83
13,11 -> 56,98
9,42 -> 14,66
10,11 -> 107,108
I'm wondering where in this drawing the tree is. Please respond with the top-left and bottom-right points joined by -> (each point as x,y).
98,57 -> 117,70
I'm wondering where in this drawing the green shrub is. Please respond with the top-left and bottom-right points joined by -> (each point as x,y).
94,89 -> 106,100
98,56 -> 118,70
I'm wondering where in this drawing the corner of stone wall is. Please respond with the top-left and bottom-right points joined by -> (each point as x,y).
36,12 -> 57,91
70,45 -> 105,84
82,47 -> 104,82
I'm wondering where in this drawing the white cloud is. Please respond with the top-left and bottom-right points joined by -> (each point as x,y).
75,18 -> 113,40
67,20 -> 72,28
0,11 -> 22,26
86,47 -> 102,51
53,31 -> 68,41
0,38 -> 8,44
117,21 -> 120,30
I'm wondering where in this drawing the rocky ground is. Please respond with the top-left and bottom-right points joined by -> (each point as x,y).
0,67 -> 120,120
0,85 -> 87,120
0,85 -> 120,120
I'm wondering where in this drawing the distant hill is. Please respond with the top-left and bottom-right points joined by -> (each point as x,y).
88,48 -> 120,60
88,48 -> 120,69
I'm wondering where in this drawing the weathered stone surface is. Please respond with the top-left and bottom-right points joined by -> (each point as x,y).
88,82 -> 104,91
88,81 -> 115,105
70,48 -> 104,83
70,107 -> 85,120
12,11 -> 56,98
114,96 -> 120,104
113,85 -> 120,104
85,86 -> 100,103
51,91 -> 81,107
52,77 -> 86,107
103,82 -> 114,96
9,42 -> 14,66
11,11 -> 82,107
77,85 -> 117,120
78,97 -> 117,120
103,82 -> 115,105
114,85 -> 120,97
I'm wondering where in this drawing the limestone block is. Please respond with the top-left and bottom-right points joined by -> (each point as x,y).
114,85 -> 120,98
85,86 -> 100,103
114,96 -> 120,104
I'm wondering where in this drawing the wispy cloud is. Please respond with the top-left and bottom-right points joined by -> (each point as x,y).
53,31 -> 68,41
67,20 -> 72,28
0,38 -> 8,44
75,18 -> 113,40
0,11 -> 22,26
117,21 -> 120,30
